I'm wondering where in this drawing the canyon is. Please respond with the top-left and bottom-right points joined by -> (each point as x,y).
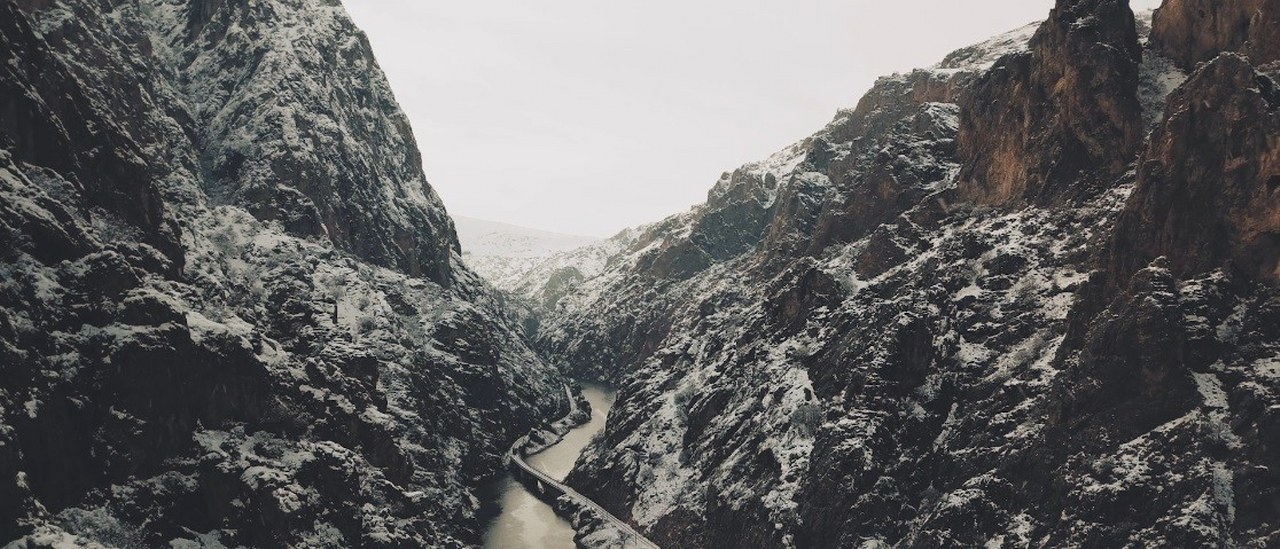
1,0 -> 1277,548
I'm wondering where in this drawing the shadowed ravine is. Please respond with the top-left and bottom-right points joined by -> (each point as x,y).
482,384 -> 617,548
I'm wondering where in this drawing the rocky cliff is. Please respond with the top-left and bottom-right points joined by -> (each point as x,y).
156,0 -> 459,285
535,1 -> 1280,547
1150,0 -> 1280,70
0,0 -> 564,547
956,0 -> 1144,205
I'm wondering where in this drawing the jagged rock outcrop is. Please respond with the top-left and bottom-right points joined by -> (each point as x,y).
1041,263 -> 1279,547
1151,0 -> 1280,70
534,23 -> 1024,383
157,0 -> 458,285
0,0 -> 183,269
1109,53 -> 1280,287
0,0 -> 564,546
801,99 -> 959,256
955,0 -> 1143,205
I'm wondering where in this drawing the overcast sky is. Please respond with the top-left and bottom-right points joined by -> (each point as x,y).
345,0 -> 1163,237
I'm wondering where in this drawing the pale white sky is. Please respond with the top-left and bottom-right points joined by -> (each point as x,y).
345,1 -> 1162,237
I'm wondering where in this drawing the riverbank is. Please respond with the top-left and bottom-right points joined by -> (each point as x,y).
483,384 -> 617,548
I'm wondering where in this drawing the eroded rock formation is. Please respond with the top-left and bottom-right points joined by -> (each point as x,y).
1109,53 -> 1280,287
1151,0 -> 1280,69
955,0 -> 1143,205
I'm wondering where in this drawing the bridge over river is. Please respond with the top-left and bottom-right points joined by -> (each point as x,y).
505,385 -> 660,549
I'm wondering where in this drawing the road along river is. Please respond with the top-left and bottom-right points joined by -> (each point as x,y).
482,383 -> 616,548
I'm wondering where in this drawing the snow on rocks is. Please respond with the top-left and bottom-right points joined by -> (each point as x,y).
528,5 -> 1280,548
0,1 -> 566,546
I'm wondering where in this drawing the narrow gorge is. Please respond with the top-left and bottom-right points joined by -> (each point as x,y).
1,0 -> 1277,548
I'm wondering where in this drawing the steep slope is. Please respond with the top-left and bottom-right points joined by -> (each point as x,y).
150,0 -> 459,285
955,0 -> 1143,205
537,2 -> 1279,548
0,1 -> 564,547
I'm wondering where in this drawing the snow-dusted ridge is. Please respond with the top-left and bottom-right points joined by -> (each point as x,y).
0,1 -> 565,546
455,216 -> 604,292
524,4 -> 1280,548
455,216 -> 601,260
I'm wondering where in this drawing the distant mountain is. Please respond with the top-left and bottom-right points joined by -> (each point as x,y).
455,216 -> 601,290
455,216 -> 600,259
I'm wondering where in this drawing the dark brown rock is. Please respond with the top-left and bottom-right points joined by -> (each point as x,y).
1151,0 -> 1280,70
1051,261 -> 1198,437
1108,53 -> 1280,288
956,0 -> 1143,205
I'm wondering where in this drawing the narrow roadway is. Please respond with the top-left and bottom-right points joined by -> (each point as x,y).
506,385 -> 660,549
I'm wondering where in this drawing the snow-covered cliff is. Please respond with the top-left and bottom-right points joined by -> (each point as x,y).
0,1 -> 564,546
533,3 -> 1279,548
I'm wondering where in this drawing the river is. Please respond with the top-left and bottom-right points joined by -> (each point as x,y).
482,382 -> 617,548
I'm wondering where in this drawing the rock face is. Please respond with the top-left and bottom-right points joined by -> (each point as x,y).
0,0 -> 183,269
955,0 -> 1143,205
157,0 -> 459,286
0,0 -> 563,547
1151,0 -> 1280,70
1109,53 -> 1280,287
530,2 -> 1280,548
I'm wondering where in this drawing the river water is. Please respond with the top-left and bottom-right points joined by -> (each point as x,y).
482,383 -> 616,549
